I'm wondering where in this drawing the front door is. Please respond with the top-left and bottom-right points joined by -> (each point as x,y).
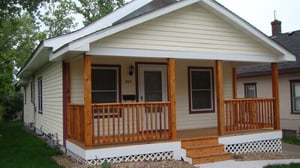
138,64 -> 167,102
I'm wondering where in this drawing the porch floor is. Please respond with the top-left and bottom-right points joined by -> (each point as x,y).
68,128 -> 276,149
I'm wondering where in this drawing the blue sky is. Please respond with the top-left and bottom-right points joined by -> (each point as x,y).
216,0 -> 300,35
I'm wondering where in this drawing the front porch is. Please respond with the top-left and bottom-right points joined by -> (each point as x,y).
64,55 -> 281,148
66,98 -> 277,147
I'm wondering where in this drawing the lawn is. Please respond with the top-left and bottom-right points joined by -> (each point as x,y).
0,121 -> 62,168
264,163 -> 300,168
282,136 -> 300,145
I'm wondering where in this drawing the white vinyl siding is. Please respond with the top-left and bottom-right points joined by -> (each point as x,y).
176,60 -> 217,130
34,62 -> 63,145
23,83 -> 35,125
70,57 -> 84,104
92,5 -> 276,58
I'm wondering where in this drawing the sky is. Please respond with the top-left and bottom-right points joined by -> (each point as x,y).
216,0 -> 300,36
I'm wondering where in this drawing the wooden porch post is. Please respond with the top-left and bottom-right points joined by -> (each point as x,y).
168,58 -> 177,140
216,60 -> 225,136
63,62 -> 71,146
84,55 -> 93,147
271,63 -> 280,130
232,67 -> 238,126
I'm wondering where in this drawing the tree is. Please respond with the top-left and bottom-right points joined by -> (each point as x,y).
39,0 -> 78,38
0,0 -> 47,119
71,0 -> 125,26
0,0 -> 50,25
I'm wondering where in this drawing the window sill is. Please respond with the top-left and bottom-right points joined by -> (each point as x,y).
189,110 -> 215,114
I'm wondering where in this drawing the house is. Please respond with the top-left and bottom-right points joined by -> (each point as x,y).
237,19 -> 300,136
17,0 -> 296,166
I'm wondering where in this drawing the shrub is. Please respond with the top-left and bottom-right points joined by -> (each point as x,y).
1,92 -> 23,121
0,104 -> 4,120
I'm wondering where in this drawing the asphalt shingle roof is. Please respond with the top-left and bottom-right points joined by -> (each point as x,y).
237,30 -> 300,75
114,0 -> 179,25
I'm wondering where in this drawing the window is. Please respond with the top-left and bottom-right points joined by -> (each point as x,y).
37,77 -> 43,113
290,80 -> 300,114
24,85 -> 27,104
31,81 -> 35,103
244,83 -> 257,98
92,65 -> 120,116
188,67 -> 214,113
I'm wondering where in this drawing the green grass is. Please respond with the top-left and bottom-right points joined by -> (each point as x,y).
264,163 -> 300,168
0,121 -> 62,168
282,136 -> 300,145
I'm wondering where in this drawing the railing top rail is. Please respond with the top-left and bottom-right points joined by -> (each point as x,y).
91,101 -> 171,106
224,98 -> 275,102
68,102 -> 171,106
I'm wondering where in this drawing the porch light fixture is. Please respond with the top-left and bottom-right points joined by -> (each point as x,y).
129,65 -> 134,76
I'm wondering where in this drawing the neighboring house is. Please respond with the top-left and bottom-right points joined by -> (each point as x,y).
237,19 -> 300,135
17,0 -> 296,166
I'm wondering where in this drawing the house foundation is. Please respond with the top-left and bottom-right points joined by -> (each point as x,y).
65,130 -> 282,166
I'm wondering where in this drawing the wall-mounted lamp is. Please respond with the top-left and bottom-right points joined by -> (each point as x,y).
129,65 -> 134,76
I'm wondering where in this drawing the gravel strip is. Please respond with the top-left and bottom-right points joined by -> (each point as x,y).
53,151 -> 300,168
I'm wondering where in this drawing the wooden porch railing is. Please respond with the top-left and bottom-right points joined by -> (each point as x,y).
67,104 -> 85,143
224,98 -> 275,132
67,102 -> 170,146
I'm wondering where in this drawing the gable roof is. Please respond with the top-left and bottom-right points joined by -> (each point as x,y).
18,0 -> 296,80
237,30 -> 300,77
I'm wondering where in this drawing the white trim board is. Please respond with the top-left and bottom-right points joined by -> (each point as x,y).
219,130 -> 282,145
87,48 -> 284,63
66,141 -> 181,160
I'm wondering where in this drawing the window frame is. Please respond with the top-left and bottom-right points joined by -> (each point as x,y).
188,67 -> 215,114
37,77 -> 43,114
290,80 -> 300,114
244,83 -> 257,98
91,64 -> 121,118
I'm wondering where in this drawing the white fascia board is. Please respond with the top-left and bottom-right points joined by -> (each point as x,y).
49,44 -> 89,61
44,0 -> 152,51
201,0 -> 296,62
67,0 -> 200,52
17,42 -> 46,78
88,47 -> 285,63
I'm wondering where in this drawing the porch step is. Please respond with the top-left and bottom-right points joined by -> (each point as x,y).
181,137 -> 232,165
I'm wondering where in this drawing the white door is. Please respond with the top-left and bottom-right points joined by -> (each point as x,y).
138,64 -> 167,102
